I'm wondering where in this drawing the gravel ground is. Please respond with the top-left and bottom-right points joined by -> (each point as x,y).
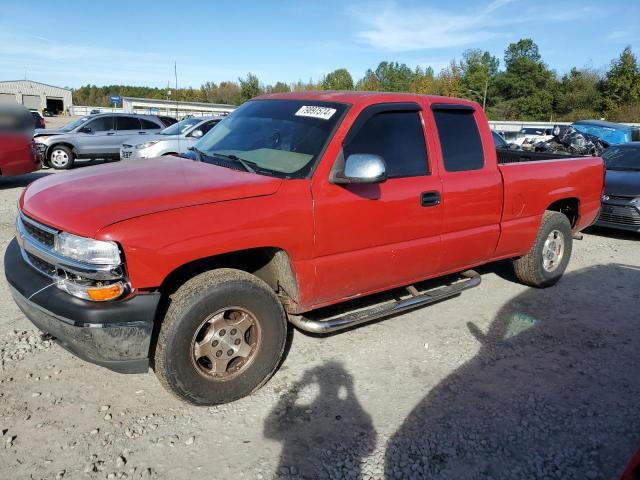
1,170 -> 639,480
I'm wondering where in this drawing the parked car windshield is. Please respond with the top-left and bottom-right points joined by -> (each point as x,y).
520,128 -> 547,135
194,99 -> 347,178
602,146 -> 640,171
572,123 -> 630,145
160,117 -> 202,136
60,116 -> 90,132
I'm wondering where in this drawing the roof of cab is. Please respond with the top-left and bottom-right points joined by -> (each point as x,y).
255,90 -> 480,109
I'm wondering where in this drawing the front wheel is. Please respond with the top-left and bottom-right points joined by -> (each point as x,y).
153,269 -> 288,405
513,211 -> 573,288
48,145 -> 75,169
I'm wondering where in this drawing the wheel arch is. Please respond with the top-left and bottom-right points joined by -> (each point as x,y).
159,247 -> 300,306
546,197 -> 580,228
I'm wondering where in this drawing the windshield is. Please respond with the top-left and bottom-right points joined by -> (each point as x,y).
572,123 -> 631,145
160,117 -> 202,135
60,116 -> 89,132
602,146 -> 640,171
520,128 -> 547,135
194,99 -> 347,178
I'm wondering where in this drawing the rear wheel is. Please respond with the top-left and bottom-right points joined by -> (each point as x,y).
153,269 -> 287,405
513,211 -> 573,288
48,145 -> 74,169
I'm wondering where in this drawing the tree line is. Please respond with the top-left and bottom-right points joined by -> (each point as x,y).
72,39 -> 640,122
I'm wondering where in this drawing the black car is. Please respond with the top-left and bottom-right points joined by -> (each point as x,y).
595,142 -> 640,232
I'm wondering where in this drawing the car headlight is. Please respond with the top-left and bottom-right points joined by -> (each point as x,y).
135,141 -> 159,149
35,136 -> 50,142
55,232 -> 121,265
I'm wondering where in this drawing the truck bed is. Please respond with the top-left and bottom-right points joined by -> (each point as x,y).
492,156 -> 604,259
496,148 -> 582,164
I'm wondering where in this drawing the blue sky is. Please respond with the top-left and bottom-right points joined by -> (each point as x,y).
1,0 -> 639,89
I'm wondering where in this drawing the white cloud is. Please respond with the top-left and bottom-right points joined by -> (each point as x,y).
0,32 -> 244,88
351,0 -> 597,52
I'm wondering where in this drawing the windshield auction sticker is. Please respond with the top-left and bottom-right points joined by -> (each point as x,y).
295,105 -> 337,120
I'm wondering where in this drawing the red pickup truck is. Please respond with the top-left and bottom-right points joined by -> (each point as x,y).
5,92 -> 604,405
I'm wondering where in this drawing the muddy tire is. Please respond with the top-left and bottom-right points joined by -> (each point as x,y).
513,211 -> 573,288
153,268 -> 287,405
48,145 -> 75,170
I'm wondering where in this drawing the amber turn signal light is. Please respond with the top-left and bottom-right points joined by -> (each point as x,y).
86,283 -> 124,302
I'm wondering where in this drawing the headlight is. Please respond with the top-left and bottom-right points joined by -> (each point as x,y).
55,232 -> 121,265
35,135 -> 50,142
135,141 -> 159,149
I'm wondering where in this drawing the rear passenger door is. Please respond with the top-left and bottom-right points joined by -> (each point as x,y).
140,117 -> 163,134
431,104 -> 502,272
113,116 -> 145,156
311,103 -> 444,304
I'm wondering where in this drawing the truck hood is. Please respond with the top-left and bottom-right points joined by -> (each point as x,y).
604,169 -> 640,197
21,157 -> 283,237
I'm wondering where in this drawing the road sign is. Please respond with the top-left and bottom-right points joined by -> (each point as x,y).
109,95 -> 121,105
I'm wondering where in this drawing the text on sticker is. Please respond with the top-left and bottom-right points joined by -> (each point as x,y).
295,105 -> 337,120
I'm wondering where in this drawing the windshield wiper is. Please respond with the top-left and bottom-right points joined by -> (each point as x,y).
191,146 -> 205,161
211,153 -> 256,174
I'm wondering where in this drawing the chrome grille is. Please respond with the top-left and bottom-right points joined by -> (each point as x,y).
598,204 -> 640,226
22,218 -> 55,247
25,251 -> 56,277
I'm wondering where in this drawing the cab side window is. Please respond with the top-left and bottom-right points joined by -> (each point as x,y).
344,111 -> 429,178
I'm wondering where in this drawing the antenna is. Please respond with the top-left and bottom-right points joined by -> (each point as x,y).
174,61 -> 180,155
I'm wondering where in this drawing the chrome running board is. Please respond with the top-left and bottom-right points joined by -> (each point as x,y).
288,270 -> 481,334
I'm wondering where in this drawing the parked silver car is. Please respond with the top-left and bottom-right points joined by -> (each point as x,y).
119,116 -> 222,160
34,113 -> 166,169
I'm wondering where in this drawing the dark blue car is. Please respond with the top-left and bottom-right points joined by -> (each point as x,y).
596,142 -> 640,232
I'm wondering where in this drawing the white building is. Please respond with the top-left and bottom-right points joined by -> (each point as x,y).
0,80 -> 72,114
122,97 -> 236,118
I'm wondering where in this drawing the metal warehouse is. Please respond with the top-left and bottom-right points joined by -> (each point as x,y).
122,97 -> 236,117
0,80 -> 72,114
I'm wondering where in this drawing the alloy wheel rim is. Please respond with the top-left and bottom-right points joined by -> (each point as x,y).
542,229 -> 565,272
50,149 -> 69,167
190,307 -> 261,380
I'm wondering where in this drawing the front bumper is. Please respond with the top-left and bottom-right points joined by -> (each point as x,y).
595,198 -> 640,233
4,239 -> 161,373
34,142 -> 47,161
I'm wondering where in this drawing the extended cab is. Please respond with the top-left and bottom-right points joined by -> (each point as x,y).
5,92 -> 604,405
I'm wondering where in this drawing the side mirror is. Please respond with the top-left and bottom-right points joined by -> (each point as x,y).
79,126 -> 92,134
331,154 -> 387,184
190,129 -> 203,138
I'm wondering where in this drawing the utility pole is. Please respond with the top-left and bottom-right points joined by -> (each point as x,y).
482,78 -> 488,111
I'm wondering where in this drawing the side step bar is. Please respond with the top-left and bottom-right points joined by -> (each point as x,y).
288,270 -> 481,334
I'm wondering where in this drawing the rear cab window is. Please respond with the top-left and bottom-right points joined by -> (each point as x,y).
433,107 -> 484,172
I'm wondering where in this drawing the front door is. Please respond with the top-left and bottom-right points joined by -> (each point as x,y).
311,103 -> 444,306
74,115 -> 115,158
